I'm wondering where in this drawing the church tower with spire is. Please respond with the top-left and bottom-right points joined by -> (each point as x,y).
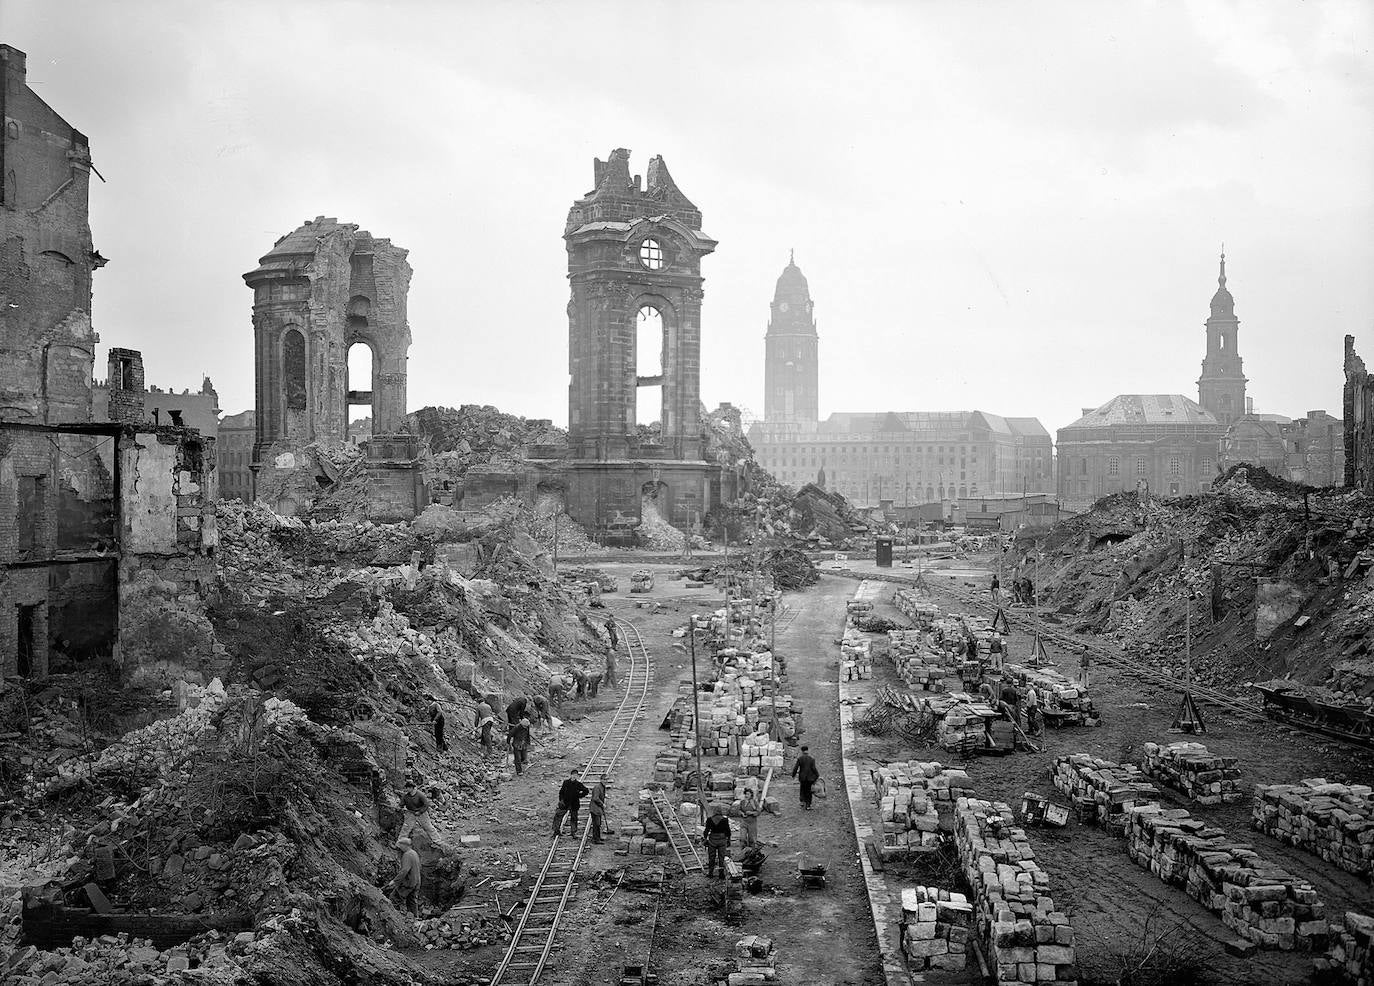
1197,250 -> 1247,427
764,251 -> 819,428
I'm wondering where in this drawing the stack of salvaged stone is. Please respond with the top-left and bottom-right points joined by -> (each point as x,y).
729,935 -> 776,984
874,761 -> 973,856
954,797 -> 1078,985
702,693 -> 748,755
1317,911 -> 1374,986
900,886 -> 973,971
1124,803 -> 1326,950
1252,779 -> 1374,878
1005,664 -> 1096,725
840,627 -> 873,680
1052,754 -> 1160,831
617,793 -> 673,856
1141,742 -> 1243,804
934,698 -> 998,752
893,589 -> 940,625
751,695 -> 801,742
738,731 -> 786,775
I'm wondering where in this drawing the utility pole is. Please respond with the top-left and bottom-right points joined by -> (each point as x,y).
687,615 -> 707,822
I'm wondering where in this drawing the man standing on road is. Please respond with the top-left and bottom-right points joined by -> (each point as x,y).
1025,684 -> 1043,737
588,778 -> 610,844
739,788 -> 761,847
604,619 -> 619,687
399,780 -> 440,846
553,769 -> 590,836
792,745 -> 820,811
703,805 -> 732,877
508,717 -> 532,775
990,573 -> 1001,606
385,837 -> 421,917
1078,650 -> 1091,690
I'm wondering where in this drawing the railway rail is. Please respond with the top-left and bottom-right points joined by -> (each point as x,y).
488,619 -> 653,986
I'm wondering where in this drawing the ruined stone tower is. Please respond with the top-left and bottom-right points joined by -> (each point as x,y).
763,252 -> 819,428
552,148 -> 726,541
243,218 -> 412,477
1197,251 -> 1247,427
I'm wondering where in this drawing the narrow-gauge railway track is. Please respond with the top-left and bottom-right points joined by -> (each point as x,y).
488,620 -> 653,986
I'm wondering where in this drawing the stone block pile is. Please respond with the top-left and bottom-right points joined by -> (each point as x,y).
900,885 -> 973,971
893,588 -> 940,625
936,700 -> 997,753
954,797 -> 1078,985
1051,753 -> 1160,831
1316,911 -> 1374,986
874,761 -> 973,855
1253,779 -> 1374,878
841,627 -> 873,681
739,731 -> 786,775
616,792 -> 674,856
1141,742 -> 1242,804
1124,803 -> 1326,949
414,909 -> 509,950
1006,665 -> 1095,725
729,935 -> 777,984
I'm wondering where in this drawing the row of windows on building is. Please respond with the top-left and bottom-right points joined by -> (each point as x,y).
1073,456 -> 1212,478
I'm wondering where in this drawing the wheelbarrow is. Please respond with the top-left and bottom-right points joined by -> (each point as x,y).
796,862 -> 827,890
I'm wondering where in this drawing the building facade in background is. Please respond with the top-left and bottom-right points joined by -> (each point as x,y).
92,375 -> 220,436
749,256 -> 1052,507
217,410 -> 255,501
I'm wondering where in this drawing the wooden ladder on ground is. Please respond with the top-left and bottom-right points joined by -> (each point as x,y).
647,789 -> 704,874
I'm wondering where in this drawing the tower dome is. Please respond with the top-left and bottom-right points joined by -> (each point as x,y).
1210,251 -> 1235,317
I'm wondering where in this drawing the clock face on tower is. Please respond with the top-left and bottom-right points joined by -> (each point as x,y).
779,302 -> 790,312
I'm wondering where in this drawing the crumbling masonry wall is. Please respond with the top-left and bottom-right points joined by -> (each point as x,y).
1344,335 -> 1374,491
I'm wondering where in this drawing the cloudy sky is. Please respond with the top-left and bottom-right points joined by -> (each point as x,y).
9,0 -> 1372,436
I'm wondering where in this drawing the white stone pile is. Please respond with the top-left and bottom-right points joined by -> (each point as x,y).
1052,753 -> 1160,831
739,730 -> 786,775
935,699 -> 997,752
1253,779 -> 1374,878
1124,803 -> 1326,950
1141,741 -> 1243,804
893,589 -> 940,625
841,627 -> 873,680
954,797 -> 1078,985
729,935 -> 777,984
900,885 -> 973,971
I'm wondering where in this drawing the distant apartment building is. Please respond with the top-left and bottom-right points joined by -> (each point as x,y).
1222,410 -> 1344,487
218,410 -> 255,501
747,256 -> 1052,506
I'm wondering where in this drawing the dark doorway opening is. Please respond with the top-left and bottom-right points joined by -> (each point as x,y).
17,605 -> 38,678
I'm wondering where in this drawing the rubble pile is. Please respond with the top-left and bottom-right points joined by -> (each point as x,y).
787,482 -> 868,545
2,930 -> 250,986
413,908 -> 510,950
1004,664 -> 1096,726
1051,753 -> 1161,832
1325,660 -> 1374,705
1141,741 -> 1243,804
410,404 -> 564,475
899,886 -> 973,972
1317,911 -> 1374,986
953,797 -> 1078,985
1124,802 -> 1326,950
1019,477 -> 1374,690
1253,779 -> 1374,878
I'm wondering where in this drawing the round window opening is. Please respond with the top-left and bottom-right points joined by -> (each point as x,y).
639,238 -> 664,271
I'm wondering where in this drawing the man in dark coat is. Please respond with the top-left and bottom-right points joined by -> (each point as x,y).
703,806 -> 732,877
508,717 -> 532,775
791,745 -> 821,810
553,769 -> 590,836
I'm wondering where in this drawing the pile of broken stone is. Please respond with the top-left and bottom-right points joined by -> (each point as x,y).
3,930 -> 254,985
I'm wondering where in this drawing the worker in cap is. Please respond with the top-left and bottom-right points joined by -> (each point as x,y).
508,716 -> 532,775
385,837 -> 422,916
588,777 -> 611,844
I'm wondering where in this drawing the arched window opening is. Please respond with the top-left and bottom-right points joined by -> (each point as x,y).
636,305 -> 663,432
347,341 -> 374,439
282,329 -> 307,411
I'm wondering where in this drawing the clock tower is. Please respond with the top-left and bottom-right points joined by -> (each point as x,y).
764,252 -> 819,427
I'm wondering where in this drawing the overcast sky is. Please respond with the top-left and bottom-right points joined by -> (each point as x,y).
9,0 -> 1372,436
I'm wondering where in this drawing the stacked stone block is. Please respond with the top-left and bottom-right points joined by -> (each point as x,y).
1253,780 -> 1374,878
900,886 -> 973,971
893,589 -> 940,625
729,935 -> 776,984
841,627 -> 872,680
954,797 -> 1078,984
1316,911 -> 1374,986
874,761 -> 973,856
1124,803 -> 1326,949
1141,742 -> 1243,804
739,731 -> 786,775
1052,754 -> 1160,831
1006,664 -> 1096,725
